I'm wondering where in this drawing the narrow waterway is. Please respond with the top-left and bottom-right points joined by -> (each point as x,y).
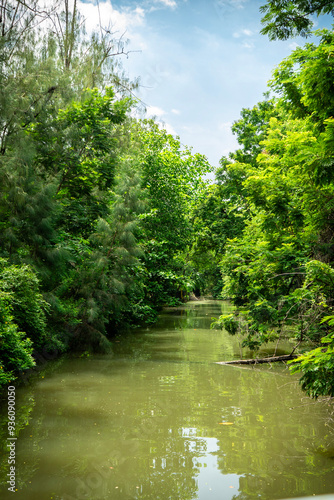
1,300 -> 334,500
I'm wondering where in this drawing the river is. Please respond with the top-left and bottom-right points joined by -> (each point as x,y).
1,299 -> 334,500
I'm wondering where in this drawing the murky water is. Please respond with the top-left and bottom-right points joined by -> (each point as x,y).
1,300 -> 334,500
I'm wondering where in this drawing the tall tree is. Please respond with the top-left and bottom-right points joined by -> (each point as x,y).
47,0 -> 138,93
135,120 -> 212,306
212,29 -> 334,397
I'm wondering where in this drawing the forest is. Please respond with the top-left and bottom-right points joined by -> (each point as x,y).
1,0 -> 334,401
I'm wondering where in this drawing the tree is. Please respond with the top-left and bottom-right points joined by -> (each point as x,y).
269,30 -> 334,128
56,157 -> 144,351
0,0 -> 53,155
0,258 -> 57,385
0,0 -> 137,156
0,0 -> 217,386
212,30 -> 334,398
135,120 -> 212,306
260,0 -> 334,40
214,112 -> 334,354
0,291 -> 35,386
190,180 -> 247,297
189,96 -> 277,297
0,0 -> 144,367
30,87 -> 131,236
46,0 -> 138,93
229,95 -> 278,166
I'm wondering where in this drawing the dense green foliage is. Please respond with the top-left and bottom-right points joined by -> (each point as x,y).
2,0 -> 334,400
260,0 -> 334,40
0,0 -> 212,386
209,28 -> 334,398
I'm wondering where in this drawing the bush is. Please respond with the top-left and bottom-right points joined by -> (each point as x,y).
0,291 -> 35,387
0,259 -> 50,350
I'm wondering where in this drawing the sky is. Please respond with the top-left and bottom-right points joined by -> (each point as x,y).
78,0 -> 333,169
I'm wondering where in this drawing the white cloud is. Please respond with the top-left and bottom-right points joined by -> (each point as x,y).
145,106 -> 177,135
213,0 -> 249,22
179,122 -> 239,169
147,0 -> 177,12
78,2 -> 145,36
154,0 -> 177,8
233,28 -> 254,38
194,27 -> 222,51
311,16 -> 319,28
221,0 -> 248,9
163,122 -> 178,136
180,125 -> 192,133
146,105 -> 166,118
140,63 -> 172,90
242,41 -> 254,49
289,42 -> 300,51
171,109 -> 180,115
218,121 -> 232,131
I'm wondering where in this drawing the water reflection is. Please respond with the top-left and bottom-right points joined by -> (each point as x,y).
0,300 -> 333,499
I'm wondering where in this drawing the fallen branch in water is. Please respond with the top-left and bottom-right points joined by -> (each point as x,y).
216,354 -> 299,365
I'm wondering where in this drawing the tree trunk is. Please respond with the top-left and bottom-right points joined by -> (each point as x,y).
216,354 -> 299,365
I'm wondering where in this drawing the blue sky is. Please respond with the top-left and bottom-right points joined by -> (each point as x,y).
79,0 -> 333,169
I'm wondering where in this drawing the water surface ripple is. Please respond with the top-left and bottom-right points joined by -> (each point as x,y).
1,300 -> 334,500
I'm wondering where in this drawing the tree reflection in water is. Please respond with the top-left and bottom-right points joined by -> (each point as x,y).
0,301 -> 333,500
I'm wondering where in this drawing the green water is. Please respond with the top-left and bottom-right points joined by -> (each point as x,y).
1,300 -> 334,500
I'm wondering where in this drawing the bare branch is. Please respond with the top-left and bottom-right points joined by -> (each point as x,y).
15,0 -> 58,19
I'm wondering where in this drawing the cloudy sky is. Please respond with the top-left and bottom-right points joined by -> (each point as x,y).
79,0 -> 332,169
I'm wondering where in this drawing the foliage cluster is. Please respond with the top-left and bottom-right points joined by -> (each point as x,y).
260,0 -> 334,40
0,0 -> 212,387
2,0 -> 334,401
206,27 -> 334,398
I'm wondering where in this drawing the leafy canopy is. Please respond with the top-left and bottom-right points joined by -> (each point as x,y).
260,0 -> 334,40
